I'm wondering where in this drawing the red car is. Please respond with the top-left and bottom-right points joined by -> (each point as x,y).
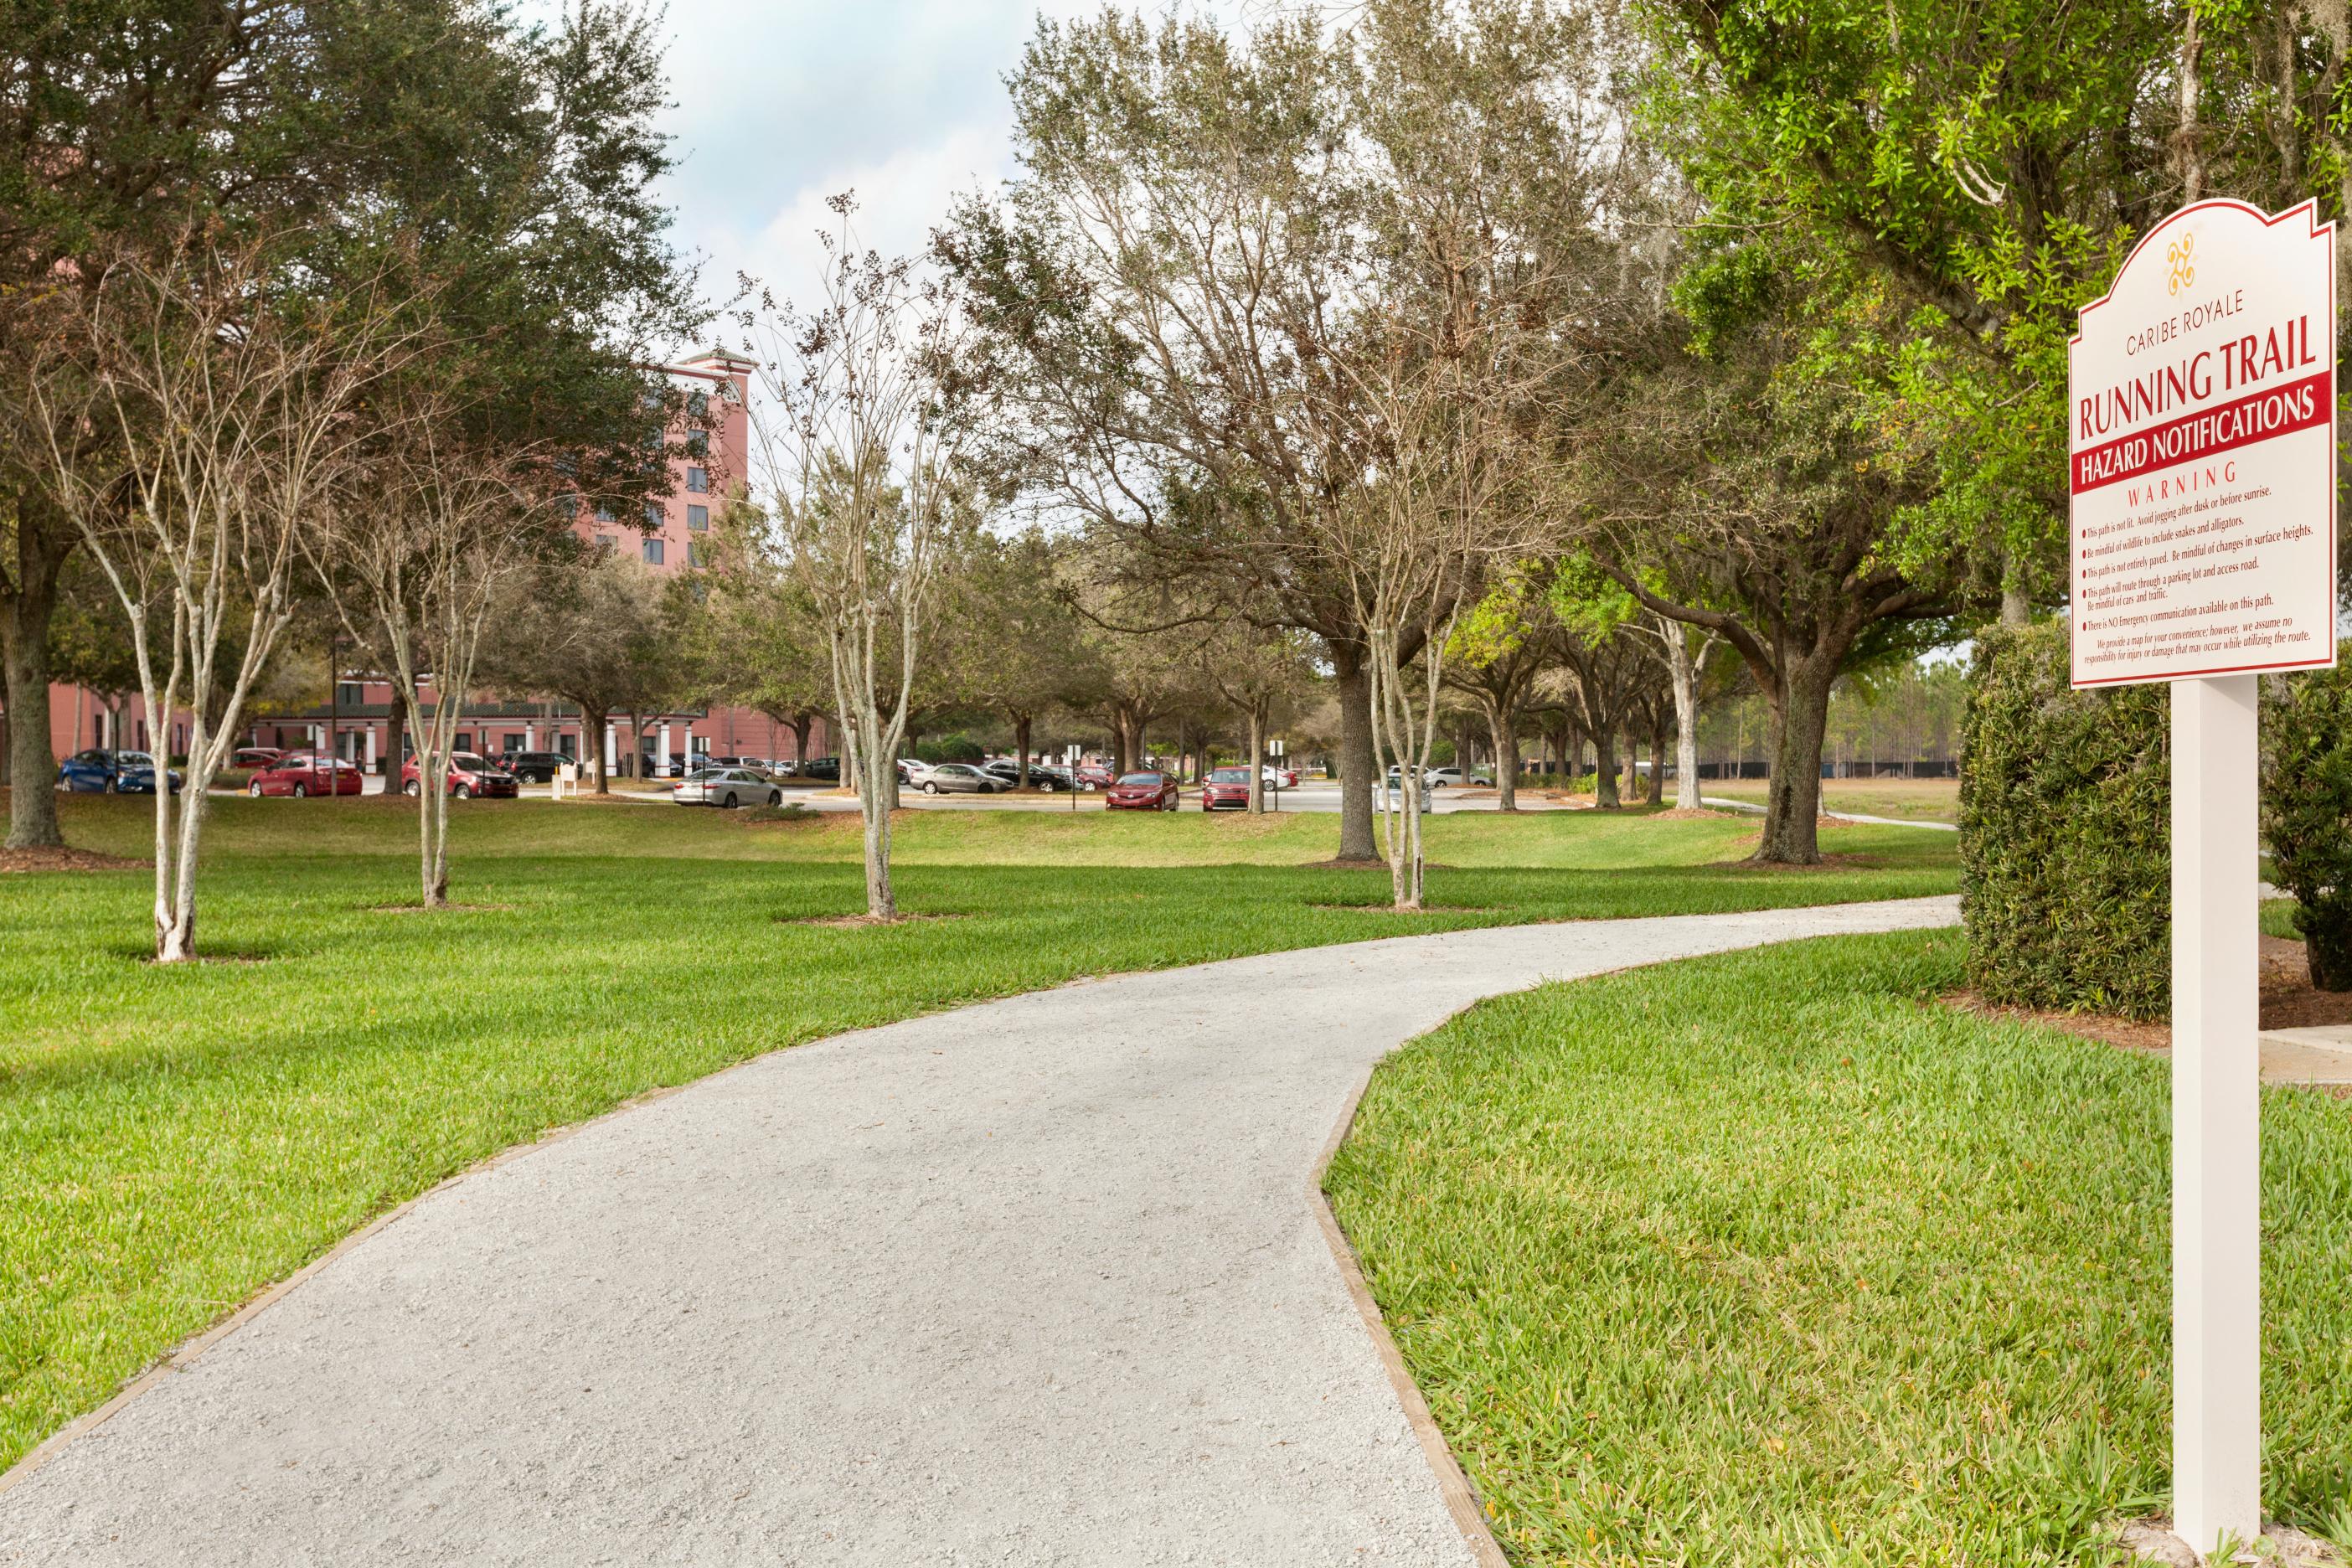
246,753 -> 364,797
1075,762 -> 1117,790
1105,771 -> 1179,811
1199,767 -> 1253,810
400,750 -> 520,799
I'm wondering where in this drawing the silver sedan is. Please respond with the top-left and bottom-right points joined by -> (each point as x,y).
673,767 -> 785,807
919,762 -> 1003,795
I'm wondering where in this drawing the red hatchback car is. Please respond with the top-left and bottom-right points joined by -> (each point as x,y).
400,751 -> 520,799
1105,771 -> 1179,811
247,753 -> 364,797
1199,767 -> 1253,811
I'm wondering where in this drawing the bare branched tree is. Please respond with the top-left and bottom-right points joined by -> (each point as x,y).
27,236 -> 410,959
307,394 -> 555,906
737,196 -> 977,921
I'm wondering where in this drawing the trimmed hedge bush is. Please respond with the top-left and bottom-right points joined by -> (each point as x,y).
1959,622 -> 2170,1019
2262,646 -> 2352,991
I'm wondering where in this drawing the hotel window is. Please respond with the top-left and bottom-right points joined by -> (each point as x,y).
336,682 -> 364,705
685,466 -> 708,493
643,501 -> 663,528
595,533 -> 617,554
686,430 -> 709,459
687,389 -> 709,419
688,504 -> 709,531
642,537 -> 665,566
594,503 -> 613,523
688,539 -> 706,567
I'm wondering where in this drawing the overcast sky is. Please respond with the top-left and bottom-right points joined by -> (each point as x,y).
562,1 -> 1235,348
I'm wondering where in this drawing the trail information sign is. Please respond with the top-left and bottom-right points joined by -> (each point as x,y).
2071,200 -> 2337,687
2068,199 -> 2336,1555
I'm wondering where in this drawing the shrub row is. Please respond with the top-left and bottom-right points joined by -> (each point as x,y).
1963,625 -> 2352,1016
1959,623 -> 2171,1019
2262,647 -> 2352,990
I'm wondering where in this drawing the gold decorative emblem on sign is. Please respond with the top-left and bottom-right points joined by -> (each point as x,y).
2166,232 -> 2196,296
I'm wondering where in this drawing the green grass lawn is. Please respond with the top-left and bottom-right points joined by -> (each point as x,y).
1324,930 -> 2352,1564
1708,776 -> 1961,823
0,793 -> 1955,1473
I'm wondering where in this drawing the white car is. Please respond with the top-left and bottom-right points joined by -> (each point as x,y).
898,757 -> 935,786
673,767 -> 784,807
1425,766 -> 1493,788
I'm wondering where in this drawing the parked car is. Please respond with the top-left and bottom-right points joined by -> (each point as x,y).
247,752 -> 364,797
982,759 -> 1064,791
1075,762 -> 1117,790
56,749 -> 183,795
1262,765 -> 1299,789
898,757 -> 934,787
921,762 -> 1003,795
230,746 -> 285,771
801,756 -> 842,782
498,749 -> 574,783
1426,766 -> 1492,787
673,766 -> 784,807
1106,771 -> 1179,811
1199,766 -> 1254,811
400,751 -> 519,798
770,758 -> 799,777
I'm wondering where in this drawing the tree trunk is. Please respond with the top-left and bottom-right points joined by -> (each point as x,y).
1246,705 -> 1265,813
1488,699 -> 1518,811
1664,625 -> 1705,810
588,710 -> 611,794
1014,714 -> 1031,789
3,600 -> 64,848
1647,711 -> 1667,807
1756,657 -> 1839,864
1591,725 -> 1621,808
384,696 -> 407,784
1332,642 -> 1379,862
790,712 -> 814,766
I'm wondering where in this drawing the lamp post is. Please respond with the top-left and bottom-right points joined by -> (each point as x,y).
1269,736 -> 1284,812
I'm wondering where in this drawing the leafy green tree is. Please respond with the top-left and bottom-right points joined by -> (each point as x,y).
0,0 -> 696,851
958,529 -> 1092,788
1445,566 -> 1559,812
1574,252 -> 1959,859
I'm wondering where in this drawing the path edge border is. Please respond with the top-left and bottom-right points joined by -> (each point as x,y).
1312,1068 -> 1514,1568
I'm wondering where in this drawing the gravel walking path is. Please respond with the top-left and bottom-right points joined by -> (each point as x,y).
0,896 -> 1958,1567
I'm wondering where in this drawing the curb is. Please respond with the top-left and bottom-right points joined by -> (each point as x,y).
1312,1070 -> 1514,1568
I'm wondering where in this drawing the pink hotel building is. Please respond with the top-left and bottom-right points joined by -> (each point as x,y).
37,348 -> 828,776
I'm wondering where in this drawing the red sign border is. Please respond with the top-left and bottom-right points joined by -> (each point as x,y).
2067,198 -> 2339,689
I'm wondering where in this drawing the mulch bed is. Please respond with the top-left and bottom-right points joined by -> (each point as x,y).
0,846 -> 147,874
1947,936 -> 2352,1062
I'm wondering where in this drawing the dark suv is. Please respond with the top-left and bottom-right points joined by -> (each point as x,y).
501,750 -> 573,783
800,756 -> 842,782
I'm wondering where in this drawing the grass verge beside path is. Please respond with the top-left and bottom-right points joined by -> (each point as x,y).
1324,930 -> 2352,1564
0,797 -> 1954,1473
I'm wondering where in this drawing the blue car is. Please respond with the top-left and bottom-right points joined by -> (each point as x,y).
57,748 -> 183,795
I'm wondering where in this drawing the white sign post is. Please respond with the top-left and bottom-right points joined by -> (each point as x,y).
2069,199 -> 2337,1553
